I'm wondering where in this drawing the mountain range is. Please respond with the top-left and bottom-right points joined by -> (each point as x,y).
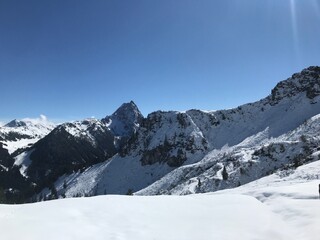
0,66 -> 319,203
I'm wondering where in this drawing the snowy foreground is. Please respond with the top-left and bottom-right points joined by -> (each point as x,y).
1,163 -> 319,240
0,195 -> 293,240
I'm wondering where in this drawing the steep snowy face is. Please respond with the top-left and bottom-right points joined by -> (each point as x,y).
184,66 -> 320,149
0,118 -> 55,155
103,101 -> 143,137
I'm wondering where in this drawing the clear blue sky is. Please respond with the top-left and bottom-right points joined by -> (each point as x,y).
1,0 -> 320,123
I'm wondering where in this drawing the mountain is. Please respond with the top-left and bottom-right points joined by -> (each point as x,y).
12,101 -> 143,195
0,117 -> 55,156
0,117 -> 55,202
0,66 -> 320,203
102,101 -> 143,137
33,66 -> 320,199
137,114 -> 320,195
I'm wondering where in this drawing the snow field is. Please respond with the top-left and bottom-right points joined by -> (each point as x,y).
0,194 -> 292,240
214,161 -> 320,240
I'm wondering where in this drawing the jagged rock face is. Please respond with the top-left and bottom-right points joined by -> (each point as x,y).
102,101 -> 143,137
270,66 -> 320,105
137,115 -> 320,196
120,66 -> 320,167
122,111 -> 208,167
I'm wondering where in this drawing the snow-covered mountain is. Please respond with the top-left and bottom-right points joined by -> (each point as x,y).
11,101 -> 143,198
0,117 -> 55,202
35,66 -> 320,199
1,67 -> 319,239
137,114 -> 320,195
102,101 -> 143,137
0,116 -> 55,155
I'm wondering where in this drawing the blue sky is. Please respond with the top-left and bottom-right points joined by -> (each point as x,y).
0,0 -> 320,123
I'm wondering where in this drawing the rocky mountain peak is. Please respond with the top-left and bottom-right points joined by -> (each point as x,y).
112,101 -> 142,118
269,66 -> 320,104
4,119 -> 27,128
103,101 -> 144,137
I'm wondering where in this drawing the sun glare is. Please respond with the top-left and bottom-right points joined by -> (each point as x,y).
289,0 -> 300,62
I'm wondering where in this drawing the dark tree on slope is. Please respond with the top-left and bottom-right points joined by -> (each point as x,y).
49,184 -> 58,199
222,166 -> 228,180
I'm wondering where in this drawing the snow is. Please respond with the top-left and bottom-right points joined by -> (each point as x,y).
14,149 -> 35,177
62,119 -> 107,147
4,138 -> 39,155
3,161 -> 320,240
0,68 -> 319,239
136,111 -> 320,196
0,116 -> 55,154
0,194 -> 294,240
212,160 -> 320,240
103,101 -> 143,137
52,154 -> 174,196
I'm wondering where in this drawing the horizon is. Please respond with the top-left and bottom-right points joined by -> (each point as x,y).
1,1 -> 319,124
0,63 -> 316,126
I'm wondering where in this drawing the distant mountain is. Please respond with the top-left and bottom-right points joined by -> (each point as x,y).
0,117 -> 55,156
1,66 -> 320,203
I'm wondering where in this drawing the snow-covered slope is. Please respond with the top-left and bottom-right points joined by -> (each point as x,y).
2,162 -> 320,240
0,194 -> 296,240
213,160 -> 320,240
2,161 -> 320,240
0,116 -> 55,155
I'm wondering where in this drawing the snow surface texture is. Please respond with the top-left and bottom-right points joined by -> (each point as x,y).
213,160 -> 320,240
2,160 -> 320,240
0,194 -> 294,240
2,161 -> 320,240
